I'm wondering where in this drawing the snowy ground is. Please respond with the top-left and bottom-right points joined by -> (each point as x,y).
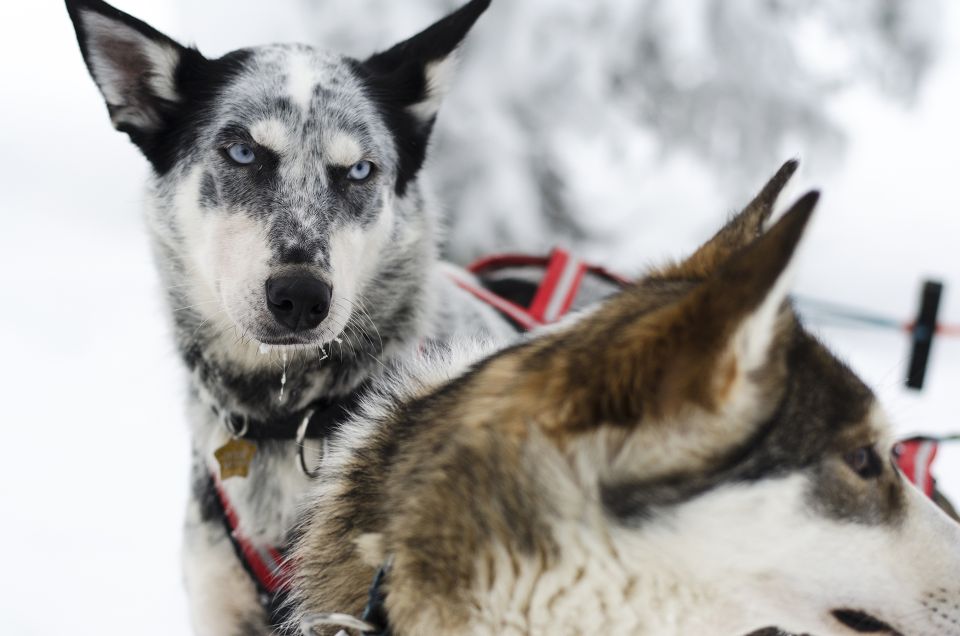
1,2 -> 958,634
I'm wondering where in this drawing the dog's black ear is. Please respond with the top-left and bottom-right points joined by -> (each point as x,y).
358,0 -> 491,195
65,0 -> 196,158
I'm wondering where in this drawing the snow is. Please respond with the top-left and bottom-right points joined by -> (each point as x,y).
0,1 -> 957,633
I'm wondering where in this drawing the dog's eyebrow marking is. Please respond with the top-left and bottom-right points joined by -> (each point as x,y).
250,119 -> 290,153
286,51 -> 317,113
325,132 -> 363,166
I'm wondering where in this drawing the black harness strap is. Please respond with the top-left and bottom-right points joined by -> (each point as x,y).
360,564 -> 392,636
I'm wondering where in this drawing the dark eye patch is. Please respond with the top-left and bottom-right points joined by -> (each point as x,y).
327,162 -> 379,191
843,445 -> 884,479
212,123 -> 279,184
215,122 -> 255,147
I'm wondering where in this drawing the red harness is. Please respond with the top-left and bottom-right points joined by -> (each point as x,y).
459,248 -> 629,328
213,476 -> 292,596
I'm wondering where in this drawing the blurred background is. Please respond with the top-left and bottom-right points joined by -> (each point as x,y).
1,0 -> 958,633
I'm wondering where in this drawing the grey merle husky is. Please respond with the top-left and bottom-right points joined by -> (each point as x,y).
65,0 -> 516,633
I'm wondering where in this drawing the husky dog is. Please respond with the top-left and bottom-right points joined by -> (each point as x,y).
293,161 -> 960,636
65,0 -> 516,633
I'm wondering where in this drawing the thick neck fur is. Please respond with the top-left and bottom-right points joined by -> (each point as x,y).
382,445 -> 778,636
147,176 -> 438,420
385,437 -> 789,636
464,529 -> 762,635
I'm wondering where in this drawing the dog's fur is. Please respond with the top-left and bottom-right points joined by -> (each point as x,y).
293,161 -> 960,636
65,1 -> 518,633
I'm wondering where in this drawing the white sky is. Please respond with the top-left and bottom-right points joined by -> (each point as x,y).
0,2 -> 957,634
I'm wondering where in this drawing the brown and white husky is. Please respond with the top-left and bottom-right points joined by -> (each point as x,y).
292,160 -> 960,636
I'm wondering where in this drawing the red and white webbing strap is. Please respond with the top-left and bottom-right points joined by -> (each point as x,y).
450,247 -> 595,331
895,438 -> 940,497
212,476 -> 292,595
527,248 -> 588,324
446,272 -> 542,331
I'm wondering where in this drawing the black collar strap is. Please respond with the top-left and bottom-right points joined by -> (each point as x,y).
210,384 -> 368,442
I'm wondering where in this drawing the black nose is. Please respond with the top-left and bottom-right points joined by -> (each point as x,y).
265,275 -> 332,332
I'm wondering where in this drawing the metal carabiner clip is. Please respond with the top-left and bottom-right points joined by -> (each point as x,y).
296,409 -> 328,478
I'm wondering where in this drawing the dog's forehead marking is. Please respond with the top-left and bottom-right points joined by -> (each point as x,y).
285,50 -> 319,113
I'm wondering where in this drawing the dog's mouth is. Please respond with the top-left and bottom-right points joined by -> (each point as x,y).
254,335 -> 341,352
255,335 -> 321,347
252,320 -> 346,349
832,609 -> 903,635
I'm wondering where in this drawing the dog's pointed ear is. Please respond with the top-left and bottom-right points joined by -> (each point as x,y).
363,0 -> 490,122
357,0 -> 491,195
65,0 -> 192,144
512,190 -> 818,443
662,190 -> 818,412
657,159 -> 800,280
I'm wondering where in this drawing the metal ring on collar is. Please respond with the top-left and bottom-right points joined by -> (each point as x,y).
296,409 -> 327,478
223,411 -> 249,438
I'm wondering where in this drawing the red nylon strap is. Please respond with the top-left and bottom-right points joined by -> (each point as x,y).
528,248 -> 588,323
461,249 -> 616,329
467,253 -> 552,273
213,476 -> 291,594
468,251 -> 631,287
447,272 -> 542,331
895,439 -> 939,497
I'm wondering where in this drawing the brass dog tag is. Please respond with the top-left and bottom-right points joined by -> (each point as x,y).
214,437 -> 257,480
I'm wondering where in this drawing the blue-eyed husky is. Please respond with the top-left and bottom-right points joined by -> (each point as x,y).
293,161 -> 960,636
65,0 -> 518,633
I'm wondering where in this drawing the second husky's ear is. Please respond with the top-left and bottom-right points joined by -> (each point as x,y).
358,0 -> 491,195
657,159 -> 800,280
66,0 -> 193,152
661,191 -> 818,413
512,190 -> 818,442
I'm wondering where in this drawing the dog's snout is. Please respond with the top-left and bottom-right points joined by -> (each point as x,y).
265,275 -> 332,332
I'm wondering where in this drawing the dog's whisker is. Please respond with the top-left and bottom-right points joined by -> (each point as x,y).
354,298 -> 385,355
171,299 -> 221,313
189,308 -> 231,340
365,351 -> 389,373
339,298 -> 381,356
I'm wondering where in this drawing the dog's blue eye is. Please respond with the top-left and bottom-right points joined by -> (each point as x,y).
347,160 -> 373,182
226,143 -> 256,165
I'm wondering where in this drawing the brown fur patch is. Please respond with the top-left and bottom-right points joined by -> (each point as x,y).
454,189 -> 816,449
